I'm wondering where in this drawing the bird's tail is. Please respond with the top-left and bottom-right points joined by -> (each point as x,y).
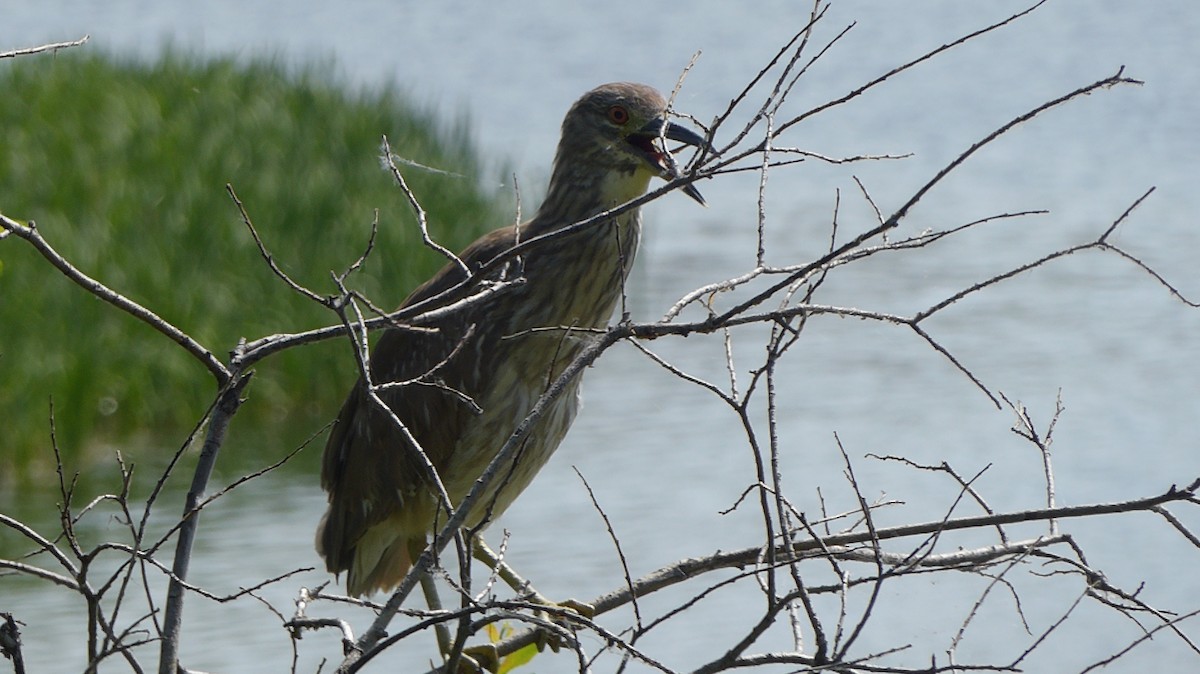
317,508 -> 423,597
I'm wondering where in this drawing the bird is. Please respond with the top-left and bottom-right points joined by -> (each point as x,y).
316,82 -> 707,597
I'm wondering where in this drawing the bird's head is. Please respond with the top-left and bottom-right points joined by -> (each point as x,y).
557,82 -> 707,206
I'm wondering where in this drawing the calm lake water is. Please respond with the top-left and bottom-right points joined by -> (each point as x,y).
3,1 -> 1199,672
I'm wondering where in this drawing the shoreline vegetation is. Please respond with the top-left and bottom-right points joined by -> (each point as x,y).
0,50 -> 507,486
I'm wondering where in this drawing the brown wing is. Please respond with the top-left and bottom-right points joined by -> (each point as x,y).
316,225 -> 518,575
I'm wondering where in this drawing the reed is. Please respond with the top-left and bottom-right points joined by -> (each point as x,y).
0,50 -> 507,482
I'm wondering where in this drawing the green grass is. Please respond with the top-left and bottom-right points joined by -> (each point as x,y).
0,51 -> 508,484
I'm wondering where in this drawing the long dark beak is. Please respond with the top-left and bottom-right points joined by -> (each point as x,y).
632,117 -> 709,206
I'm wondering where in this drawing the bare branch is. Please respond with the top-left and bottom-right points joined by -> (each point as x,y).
227,183 -> 330,305
380,135 -> 469,276
0,214 -> 230,385
0,35 -> 89,58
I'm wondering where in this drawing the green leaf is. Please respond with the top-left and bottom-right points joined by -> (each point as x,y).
497,641 -> 539,674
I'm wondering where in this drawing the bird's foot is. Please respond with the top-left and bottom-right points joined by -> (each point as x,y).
525,596 -> 594,653
469,537 -> 595,655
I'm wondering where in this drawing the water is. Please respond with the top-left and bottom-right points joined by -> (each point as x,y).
3,1 -> 1199,672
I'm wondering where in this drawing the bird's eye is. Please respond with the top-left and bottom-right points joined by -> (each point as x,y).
607,105 -> 630,125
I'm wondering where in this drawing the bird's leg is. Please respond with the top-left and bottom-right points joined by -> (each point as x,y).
471,536 -> 589,656
422,569 -> 498,673
472,535 -> 595,618
473,538 -> 594,617
419,571 -> 454,657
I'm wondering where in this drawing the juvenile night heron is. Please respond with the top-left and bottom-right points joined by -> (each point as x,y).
317,82 -> 706,597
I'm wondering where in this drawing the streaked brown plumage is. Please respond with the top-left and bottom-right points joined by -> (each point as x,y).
316,82 -> 705,596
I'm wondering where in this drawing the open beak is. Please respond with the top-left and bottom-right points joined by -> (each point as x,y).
627,116 -> 708,205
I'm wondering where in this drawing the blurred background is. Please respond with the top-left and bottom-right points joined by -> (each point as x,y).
2,1 -> 1198,672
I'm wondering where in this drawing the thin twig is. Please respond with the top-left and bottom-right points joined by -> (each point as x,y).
0,214 -> 230,384
381,135 -> 468,275
0,35 -> 89,59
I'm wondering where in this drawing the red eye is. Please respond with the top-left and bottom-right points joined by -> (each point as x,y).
607,105 -> 629,125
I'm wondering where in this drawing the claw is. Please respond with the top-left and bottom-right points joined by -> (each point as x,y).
552,598 -> 595,619
527,597 -> 594,653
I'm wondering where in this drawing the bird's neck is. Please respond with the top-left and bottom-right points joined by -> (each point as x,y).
526,157 -> 655,238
